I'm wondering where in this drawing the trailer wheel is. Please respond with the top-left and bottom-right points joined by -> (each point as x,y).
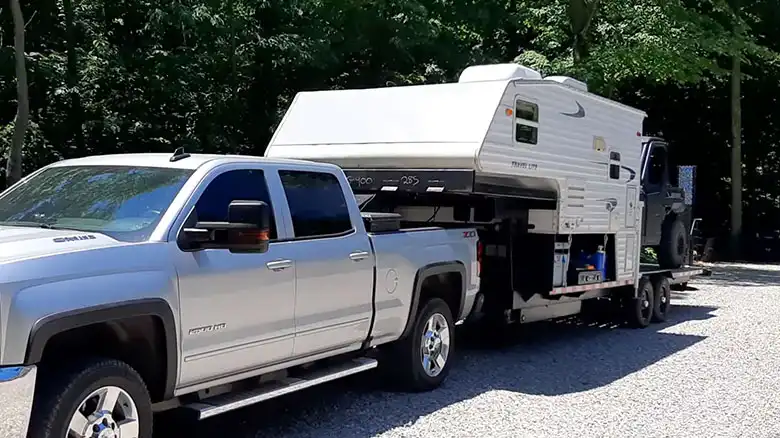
651,276 -> 672,323
658,218 -> 688,269
384,297 -> 455,392
624,278 -> 653,329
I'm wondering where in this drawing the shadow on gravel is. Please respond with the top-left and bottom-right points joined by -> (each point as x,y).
154,303 -> 716,438
696,263 -> 780,287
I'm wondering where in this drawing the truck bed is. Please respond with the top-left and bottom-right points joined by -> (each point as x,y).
365,224 -> 480,344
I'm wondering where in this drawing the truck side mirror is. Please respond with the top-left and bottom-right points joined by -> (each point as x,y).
180,200 -> 271,253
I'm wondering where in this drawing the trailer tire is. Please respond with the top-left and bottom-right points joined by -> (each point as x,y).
384,297 -> 455,392
624,278 -> 653,329
658,218 -> 688,269
651,276 -> 672,323
28,357 -> 153,438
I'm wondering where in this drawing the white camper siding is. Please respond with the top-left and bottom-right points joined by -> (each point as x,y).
477,80 -> 645,235
616,232 -> 638,281
265,81 -> 507,170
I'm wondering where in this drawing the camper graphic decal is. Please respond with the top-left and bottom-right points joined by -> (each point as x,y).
621,165 -> 637,182
561,101 -> 586,118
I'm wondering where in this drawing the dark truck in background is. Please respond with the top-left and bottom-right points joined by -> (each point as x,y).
640,136 -> 700,268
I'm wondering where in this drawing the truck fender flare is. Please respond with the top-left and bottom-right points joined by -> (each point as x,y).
400,261 -> 467,339
25,298 -> 178,399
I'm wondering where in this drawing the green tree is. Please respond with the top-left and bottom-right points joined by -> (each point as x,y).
2,0 -> 780,259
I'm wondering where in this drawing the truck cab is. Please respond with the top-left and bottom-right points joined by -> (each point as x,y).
0,151 -> 479,438
640,136 -> 693,268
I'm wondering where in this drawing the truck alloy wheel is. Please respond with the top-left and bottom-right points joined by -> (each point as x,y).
420,313 -> 451,378
28,358 -> 152,438
382,297 -> 455,392
68,386 -> 140,438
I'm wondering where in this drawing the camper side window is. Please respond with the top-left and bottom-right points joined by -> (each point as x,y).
514,99 -> 539,145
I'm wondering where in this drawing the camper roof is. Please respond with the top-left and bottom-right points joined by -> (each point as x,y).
268,80 -> 508,147
458,63 -> 543,83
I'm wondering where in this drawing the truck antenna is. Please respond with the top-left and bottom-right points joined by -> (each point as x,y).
170,147 -> 191,162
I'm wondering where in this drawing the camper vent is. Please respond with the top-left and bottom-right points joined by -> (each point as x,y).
544,76 -> 588,92
458,63 -> 543,83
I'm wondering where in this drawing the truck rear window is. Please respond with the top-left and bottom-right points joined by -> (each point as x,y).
279,170 -> 353,239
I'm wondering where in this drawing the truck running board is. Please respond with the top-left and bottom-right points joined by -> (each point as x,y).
184,357 -> 378,420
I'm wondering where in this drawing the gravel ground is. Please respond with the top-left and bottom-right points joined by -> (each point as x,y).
155,262 -> 780,438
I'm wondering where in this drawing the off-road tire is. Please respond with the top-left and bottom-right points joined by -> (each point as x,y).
658,217 -> 688,269
28,357 -> 153,438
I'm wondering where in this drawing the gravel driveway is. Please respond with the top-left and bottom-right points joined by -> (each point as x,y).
155,262 -> 780,438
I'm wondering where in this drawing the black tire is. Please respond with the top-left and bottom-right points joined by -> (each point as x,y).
383,297 -> 455,392
658,218 -> 688,269
624,278 -> 654,329
29,358 -> 153,438
651,276 -> 672,323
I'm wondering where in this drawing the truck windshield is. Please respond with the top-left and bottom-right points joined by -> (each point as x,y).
0,165 -> 193,242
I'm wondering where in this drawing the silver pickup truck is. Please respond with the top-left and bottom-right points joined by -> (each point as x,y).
0,150 -> 479,438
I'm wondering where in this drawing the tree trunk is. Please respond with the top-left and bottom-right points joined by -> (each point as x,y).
568,0 -> 600,64
7,0 -> 28,187
729,0 -> 743,259
63,0 -> 86,156
228,0 -> 238,149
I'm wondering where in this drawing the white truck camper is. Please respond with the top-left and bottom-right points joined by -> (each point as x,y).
265,63 -> 709,329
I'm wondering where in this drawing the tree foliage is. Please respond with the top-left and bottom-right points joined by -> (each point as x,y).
2,0 -> 780,258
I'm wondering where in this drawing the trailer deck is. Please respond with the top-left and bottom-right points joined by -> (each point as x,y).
546,265 -> 709,297
640,264 -> 711,283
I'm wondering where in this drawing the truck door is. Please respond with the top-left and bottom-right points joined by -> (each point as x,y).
174,165 -> 297,387
642,142 -> 671,246
275,168 -> 374,357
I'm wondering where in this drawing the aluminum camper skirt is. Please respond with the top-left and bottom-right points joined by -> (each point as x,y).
343,168 -> 558,201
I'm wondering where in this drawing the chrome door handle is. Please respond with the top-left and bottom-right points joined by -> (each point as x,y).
266,260 -> 292,271
349,251 -> 370,262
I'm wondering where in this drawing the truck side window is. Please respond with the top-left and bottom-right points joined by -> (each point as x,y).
279,170 -> 353,239
514,99 -> 539,145
195,169 -> 277,239
647,146 -> 667,186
